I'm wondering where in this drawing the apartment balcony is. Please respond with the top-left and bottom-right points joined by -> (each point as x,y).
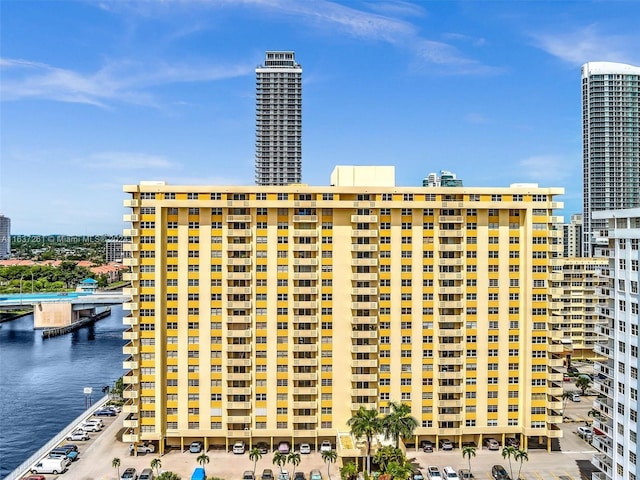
548,357 -> 564,367
438,413 -> 463,422
123,198 -> 139,208
438,287 -> 463,295
293,315 -> 317,323
123,329 -> 139,341
293,215 -> 318,223
284,268 -> 318,281
227,358 -> 252,367
293,330 -> 318,339
593,396 -> 613,418
293,243 -> 319,253
351,215 -> 378,223
227,315 -> 251,324
437,356 -> 463,365
593,416 -> 613,436
293,258 -> 318,266
437,371 -> 463,380
296,387 -> 317,395
351,316 -> 378,325
227,386 -> 252,395
122,243 -> 138,253
227,215 -> 252,222
227,329 -> 252,339
438,301 -> 463,309
352,244 -> 378,252
351,402 -> 377,410
351,388 -> 377,396
351,359 -> 377,368
293,301 -> 317,309
228,258 -> 252,266
594,343 -> 613,359
438,258 -> 463,266
122,402 -> 138,415
228,229 -> 252,237
351,330 -> 378,340
351,230 -> 378,238
228,272 -> 252,280
591,453 -> 612,476
123,316 -> 138,326
438,399 -> 462,408
546,400 -> 563,410
548,372 -> 564,382
439,216 -> 463,223
293,230 -> 318,237
227,401 -> 251,409
547,414 -> 563,424
439,243 -> 463,251
122,213 -> 139,223
439,272 -> 463,280
351,287 -> 377,295
123,372 -> 139,385
123,342 -> 139,356
294,287 -> 318,295
547,344 -> 564,353
123,386 -> 138,399
123,228 -> 139,237
293,401 -> 317,409
122,432 -> 139,443
351,345 -> 378,354
438,229 -> 463,237
293,344 -> 318,352
351,272 -> 377,281
228,243 -> 252,251
228,301 -> 252,309
227,344 -> 252,353
292,358 -> 317,367
122,287 -> 138,297
548,330 -> 564,341
293,415 -> 318,423
438,385 -> 463,394
228,415 -> 252,423
123,257 -> 138,267
227,430 -> 251,438
123,272 -> 138,282
351,258 -> 378,267
352,302 -> 378,310
123,358 -> 139,370
123,415 -> 139,428
228,286 -> 252,295
438,343 -> 463,351
293,373 -> 317,381
351,373 -> 377,382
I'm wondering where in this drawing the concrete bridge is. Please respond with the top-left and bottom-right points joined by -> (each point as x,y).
0,292 -> 130,328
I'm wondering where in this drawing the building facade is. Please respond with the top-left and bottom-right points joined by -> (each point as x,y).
0,214 -> 10,259
423,170 -> 463,187
563,213 -> 583,258
255,51 -> 302,186
550,257 -> 608,361
582,62 -> 640,257
591,208 -> 640,480
106,239 -> 128,263
121,171 -> 565,456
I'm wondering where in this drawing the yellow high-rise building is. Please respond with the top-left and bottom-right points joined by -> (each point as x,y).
121,167 -> 564,455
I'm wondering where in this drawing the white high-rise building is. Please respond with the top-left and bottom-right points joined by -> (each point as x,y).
0,214 -> 10,259
591,208 -> 639,480
255,51 -> 302,186
582,62 -> 640,257
563,213 -> 583,258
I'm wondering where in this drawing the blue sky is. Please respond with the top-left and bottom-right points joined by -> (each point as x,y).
2,0 -> 640,234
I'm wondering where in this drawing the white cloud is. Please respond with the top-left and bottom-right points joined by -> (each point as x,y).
531,24 -> 640,66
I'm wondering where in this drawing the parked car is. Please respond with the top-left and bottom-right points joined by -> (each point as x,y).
412,468 -> 424,480
571,394 -> 581,402
421,440 -> 434,452
60,444 -> 78,452
139,468 -> 155,480
67,431 -> 90,441
577,426 -> 593,439
23,475 -> 46,480
439,439 -> 453,451
233,441 -> 246,454
94,408 -> 117,416
320,440 -> 332,452
485,438 -> 500,450
50,446 -> 79,461
310,469 -> 322,480
458,469 -> 474,480
243,471 -> 256,480
278,470 -> 290,480
294,472 -> 306,480
427,466 -> 441,480
85,417 -> 104,427
106,405 -> 122,413
47,449 -> 74,464
278,441 -> 291,454
30,458 -> 68,475
491,465 -> 510,480
257,442 -> 269,454
137,443 -> 155,454
299,443 -> 311,454
80,422 -> 102,432
443,467 -> 459,480
121,467 -> 138,480
504,438 -> 519,448
262,469 -> 275,480
189,441 -> 203,453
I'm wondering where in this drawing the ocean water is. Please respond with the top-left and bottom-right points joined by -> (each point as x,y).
0,305 -> 126,478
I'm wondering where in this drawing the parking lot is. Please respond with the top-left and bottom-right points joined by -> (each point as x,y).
27,396 -> 599,480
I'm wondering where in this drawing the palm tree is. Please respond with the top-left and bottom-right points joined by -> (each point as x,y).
157,473 -> 181,480
321,449 -> 338,480
514,449 -> 529,480
561,391 -> 574,419
340,462 -> 358,480
385,460 -> 413,480
373,446 -> 404,473
287,451 -> 301,477
501,446 -> 517,480
112,457 -> 121,479
150,457 -> 162,476
382,402 -> 418,448
575,376 -> 592,395
250,447 -> 263,475
273,451 -> 288,475
461,445 -> 476,476
347,406 -> 381,475
197,452 -> 210,476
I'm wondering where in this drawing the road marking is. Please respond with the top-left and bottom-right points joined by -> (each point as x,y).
561,450 -> 596,454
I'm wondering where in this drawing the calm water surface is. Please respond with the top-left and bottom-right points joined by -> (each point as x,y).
0,305 -> 126,478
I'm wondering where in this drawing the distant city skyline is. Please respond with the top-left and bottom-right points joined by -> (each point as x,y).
2,1 -> 640,234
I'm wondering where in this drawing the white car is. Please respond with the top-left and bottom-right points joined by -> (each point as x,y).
279,470 -> 290,480
320,440 -> 332,452
299,443 -> 311,454
80,422 -> 102,432
233,441 -> 246,454
137,443 -> 156,453
67,431 -> 90,441
427,466 -> 441,480
577,426 -> 593,439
